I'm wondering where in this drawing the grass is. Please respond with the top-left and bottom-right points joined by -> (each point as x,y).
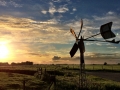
86,74 -> 120,90
0,64 -> 119,90
85,64 -> 120,71
0,72 -> 49,90
0,64 -> 120,71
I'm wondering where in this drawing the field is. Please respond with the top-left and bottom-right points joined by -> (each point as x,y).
0,64 -> 120,90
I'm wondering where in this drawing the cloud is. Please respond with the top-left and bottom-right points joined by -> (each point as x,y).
51,52 -> 120,62
55,52 -> 120,62
52,0 -> 61,3
107,11 -> 115,15
85,52 -> 120,59
9,1 -> 22,7
52,56 -> 61,60
41,10 -> 47,14
51,51 -> 120,63
28,53 -> 40,56
48,2 -> 69,15
66,11 -> 120,42
0,15 -> 71,44
0,15 -> 73,63
93,11 -> 120,26
0,3 -> 120,64
85,42 -> 94,46
49,7 -> 56,15
73,8 -> 76,11
0,1 -> 6,6
0,1 -> 22,7
107,47 -> 117,49
57,7 -> 69,13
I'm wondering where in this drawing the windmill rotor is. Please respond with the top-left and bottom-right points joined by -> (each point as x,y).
69,19 -> 84,58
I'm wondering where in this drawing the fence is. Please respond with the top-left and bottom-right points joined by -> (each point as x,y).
85,64 -> 120,71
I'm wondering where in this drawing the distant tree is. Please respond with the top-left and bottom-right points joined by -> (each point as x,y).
104,62 -> 107,65
11,62 -> 16,65
11,61 -> 33,65
0,62 -> 9,66
25,61 -> 33,65
118,63 -> 120,65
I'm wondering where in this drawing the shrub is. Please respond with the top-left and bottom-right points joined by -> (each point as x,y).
104,62 -> 107,65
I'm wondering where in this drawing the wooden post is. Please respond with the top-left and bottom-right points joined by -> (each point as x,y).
112,66 -> 113,71
23,79 -> 25,90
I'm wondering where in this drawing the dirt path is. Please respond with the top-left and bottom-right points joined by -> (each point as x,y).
86,72 -> 120,82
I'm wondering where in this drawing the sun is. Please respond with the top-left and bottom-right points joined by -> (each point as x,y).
0,44 -> 9,59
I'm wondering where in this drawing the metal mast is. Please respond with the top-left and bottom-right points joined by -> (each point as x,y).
78,36 -> 86,89
70,19 -> 87,89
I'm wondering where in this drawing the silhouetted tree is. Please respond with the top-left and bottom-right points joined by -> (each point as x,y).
11,61 -> 33,65
104,62 -> 107,65
0,62 -> 9,66
118,63 -> 120,65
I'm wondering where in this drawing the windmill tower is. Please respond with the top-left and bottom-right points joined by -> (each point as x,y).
69,20 -> 119,89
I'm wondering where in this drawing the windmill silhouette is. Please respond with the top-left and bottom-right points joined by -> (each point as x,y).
69,20 -> 119,89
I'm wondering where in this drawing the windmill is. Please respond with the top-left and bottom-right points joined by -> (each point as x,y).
69,20 -> 119,89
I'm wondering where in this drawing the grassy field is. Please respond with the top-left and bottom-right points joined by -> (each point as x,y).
0,64 -> 119,90
0,64 -> 120,71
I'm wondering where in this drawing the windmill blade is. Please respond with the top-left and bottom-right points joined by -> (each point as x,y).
77,19 -> 83,39
69,43 -> 78,57
70,28 -> 77,39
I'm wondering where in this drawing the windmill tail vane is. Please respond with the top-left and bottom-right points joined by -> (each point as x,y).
106,39 -> 120,44
85,21 -> 120,44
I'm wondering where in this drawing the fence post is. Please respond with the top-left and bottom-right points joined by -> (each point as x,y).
102,65 -> 103,70
93,64 -> 94,70
112,66 -> 113,71
23,79 -> 25,90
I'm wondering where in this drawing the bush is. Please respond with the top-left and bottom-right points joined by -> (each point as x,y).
104,62 -> 107,65
118,63 -> 120,65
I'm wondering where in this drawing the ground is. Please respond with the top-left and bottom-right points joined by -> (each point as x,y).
87,71 -> 120,82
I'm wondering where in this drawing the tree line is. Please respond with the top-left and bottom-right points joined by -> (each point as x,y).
0,61 -> 33,66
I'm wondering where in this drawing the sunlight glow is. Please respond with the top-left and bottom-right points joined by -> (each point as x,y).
0,43 -> 9,59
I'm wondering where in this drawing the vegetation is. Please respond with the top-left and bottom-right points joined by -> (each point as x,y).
104,62 -> 107,65
0,64 -> 119,90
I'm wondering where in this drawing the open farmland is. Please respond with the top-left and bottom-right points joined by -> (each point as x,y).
0,64 -> 119,90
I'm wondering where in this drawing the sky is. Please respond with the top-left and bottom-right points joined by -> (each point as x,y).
0,0 -> 120,64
